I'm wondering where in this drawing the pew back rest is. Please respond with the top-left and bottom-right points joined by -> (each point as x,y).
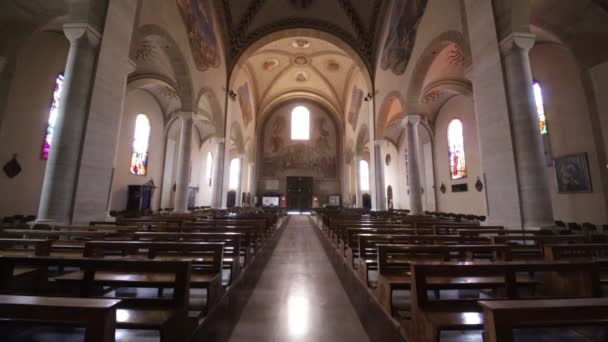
410,261 -> 603,313
0,256 -> 192,309
0,238 -> 52,256
359,234 -> 491,261
83,241 -> 224,274
377,244 -> 512,275
544,243 -> 608,261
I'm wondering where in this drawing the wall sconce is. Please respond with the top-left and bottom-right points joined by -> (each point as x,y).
228,90 -> 237,101
364,93 -> 373,102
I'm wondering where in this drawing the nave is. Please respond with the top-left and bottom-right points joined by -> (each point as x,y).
227,215 -> 369,342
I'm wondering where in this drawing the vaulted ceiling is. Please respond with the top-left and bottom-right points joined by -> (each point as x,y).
238,36 -> 361,120
218,0 -> 386,70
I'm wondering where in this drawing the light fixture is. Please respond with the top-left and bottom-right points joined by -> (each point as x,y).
228,90 -> 237,101
364,93 -> 373,102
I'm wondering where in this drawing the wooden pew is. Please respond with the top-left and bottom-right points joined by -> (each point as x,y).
544,243 -> 608,261
344,228 -> 433,268
0,295 -> 120,342
80,241 -> 224,312
374,244 -> 512,317
480,298 -> 608,342
54,225 -> 140,232
358,234 -> 492,285
544,243 -> 608,286
0,256 -> 195,342
0,238 -> 52,257
408,261 -> 603,342
332,222 -> 412,247
132,231 -> 243,285
181,224 -> 260,264
433,225 -> 503,235
492,235 -> 587,259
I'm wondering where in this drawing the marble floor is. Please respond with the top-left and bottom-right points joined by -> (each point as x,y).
227,215 -> 371,342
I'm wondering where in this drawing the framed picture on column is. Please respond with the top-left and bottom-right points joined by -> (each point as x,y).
554,153 -> 592,193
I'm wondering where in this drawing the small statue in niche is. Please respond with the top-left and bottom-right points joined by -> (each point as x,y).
3,154 -> 21,178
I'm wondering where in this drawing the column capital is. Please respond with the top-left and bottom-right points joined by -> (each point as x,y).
177,111 -> 195,121
211,137 -> 226,145
126,58 -> 137,74
403,114 -> 423,125
63,23 -> 101,47
374,139 -> 388,146
499,32 -> 536,56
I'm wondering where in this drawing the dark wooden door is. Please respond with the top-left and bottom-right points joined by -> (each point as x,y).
286,176 -> 313,211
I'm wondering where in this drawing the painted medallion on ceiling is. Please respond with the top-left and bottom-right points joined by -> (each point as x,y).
347,87 -> 364,128
381,0 -> 428,75
238,82 -> 253,127
176,0 -> 220,71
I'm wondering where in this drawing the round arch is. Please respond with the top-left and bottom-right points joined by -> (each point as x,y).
132,24 -> 194,112
405,30 -> 472,113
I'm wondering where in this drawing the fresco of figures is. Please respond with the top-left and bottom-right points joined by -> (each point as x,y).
176,0 -> 220,71
381,0 -> 428,75
262,104 -> 338,179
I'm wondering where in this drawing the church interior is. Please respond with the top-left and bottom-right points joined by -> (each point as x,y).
1,0 -> 608,341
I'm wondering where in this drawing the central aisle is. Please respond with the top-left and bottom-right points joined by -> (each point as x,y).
228,215 -> 370,342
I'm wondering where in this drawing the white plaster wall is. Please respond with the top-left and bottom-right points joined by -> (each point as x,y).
196,139 -> 215,206
433,95 -> 486,215
382,141 -> 401,209
0,32 -> 68,217
531,45 -> 607,224
110,89 -> 165,211
591,61 -> 608,164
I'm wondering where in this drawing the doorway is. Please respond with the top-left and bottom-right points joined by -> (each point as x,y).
286,176 -> 313,211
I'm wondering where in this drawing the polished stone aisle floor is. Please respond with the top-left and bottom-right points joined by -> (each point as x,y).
227,215 -> 371,342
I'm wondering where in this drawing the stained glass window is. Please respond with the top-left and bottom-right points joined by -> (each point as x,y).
448,119 -> 466,180
129,114 -> 151,175
359,160 -> 370,191
206,152 -> 213,186
533,82 -> 548,135
291,106 -> 310,140
41,74 -> 65,159
229,158 -> 241,190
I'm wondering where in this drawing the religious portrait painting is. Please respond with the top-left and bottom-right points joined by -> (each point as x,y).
347,87 -> 363,128
554,153 -> 592,193
238,82 -> 253,127
176,0 -> 220,71
381,0 -> 428,75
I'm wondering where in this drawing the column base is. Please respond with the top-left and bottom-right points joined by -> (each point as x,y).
171,210 -> 190,215
34,218 -> 70,226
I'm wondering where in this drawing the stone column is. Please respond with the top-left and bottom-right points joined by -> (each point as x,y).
355,156 -> 362,208
173,113 -> 194,213
211,137 -> 225,208
0,56 -> 6,76
374,140 -> 387,210
37,24 -> 101,223
235,155 -> 244,207
500,33 -> 553,227
405,115 -> 423,215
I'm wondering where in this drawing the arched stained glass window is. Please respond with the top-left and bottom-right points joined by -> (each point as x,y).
359,159 -> 370,192
41,74 -> 65,159
229,158 -> 241,190
291,106 -> 310,140
448,119 -> 466,180
206,152 -> 213,186
129,114 -> 151,175
533,82 -> 548,135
